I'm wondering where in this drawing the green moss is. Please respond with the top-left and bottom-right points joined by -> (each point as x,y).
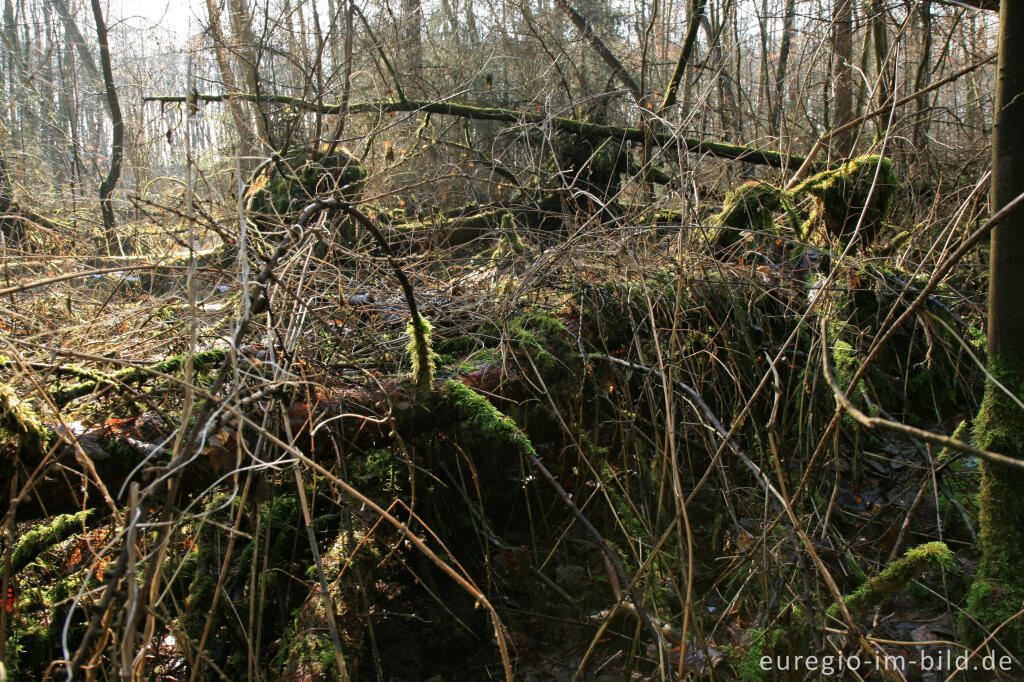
771,544 -> 951,658
550,131 -> 628,195
456,347 -> 502,373
836,542 -> 951,618
499,213 -> 525,255
406,314 -> 437,392
5,618 -> 48,678
709,181 -> 798,249
0,382 -> 48,455
246,145 -> 367,245
52,348 -> 229,406
963,358 -> 1024,651
11,509 -> 104,574
442,380 -> 538,456
735,628 -> 767,681
791,154 -> 901,247
501,310 -> 575,378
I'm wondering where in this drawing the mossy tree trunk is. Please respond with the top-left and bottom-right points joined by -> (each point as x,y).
965,0 -> 1024,655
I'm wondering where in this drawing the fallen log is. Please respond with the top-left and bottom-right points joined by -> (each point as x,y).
143,94 -> 809,171
1,309 -> 581,521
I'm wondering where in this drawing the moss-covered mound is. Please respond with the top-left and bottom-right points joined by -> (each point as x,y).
709,180 -> 797,250
792,154 -> 901,246
245,144 -> 367,243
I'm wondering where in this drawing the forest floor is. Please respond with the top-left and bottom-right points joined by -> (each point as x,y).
0,178 -> 1007,680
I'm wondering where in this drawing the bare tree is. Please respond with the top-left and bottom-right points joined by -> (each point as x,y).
90,0 -> 124,252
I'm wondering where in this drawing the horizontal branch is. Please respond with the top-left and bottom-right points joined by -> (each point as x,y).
143,94 -> 808,170
933,0 -> 996,10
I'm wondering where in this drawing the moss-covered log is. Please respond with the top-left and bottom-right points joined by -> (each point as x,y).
1,311 -> 578,521
832,542 -> 952,618
708,180 -> 799,250
143,94 -> 810,171
10,508 -> 107,574
51,348 -> 230,406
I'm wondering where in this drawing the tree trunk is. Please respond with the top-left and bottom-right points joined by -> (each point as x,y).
226,0 -> 270,147
831,0 -> 855,155
90,0 -> 125,254
656,0 -> 706,113
48,0 -> 98,79
912,1 -> 932,150
402,0 -> 422,77
552,0 -> 643,104
144,93 -> 814,170
205,0 -> 261,171
965,0 -> 1024,654
773,0 -> 795,134
869,0 -> 890,108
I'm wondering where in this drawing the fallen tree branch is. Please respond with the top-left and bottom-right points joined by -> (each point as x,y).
143,94 -> 809,170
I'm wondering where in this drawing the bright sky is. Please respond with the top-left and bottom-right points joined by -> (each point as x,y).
112,0 -> 200,43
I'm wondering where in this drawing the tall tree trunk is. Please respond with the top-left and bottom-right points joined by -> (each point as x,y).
831,0 -> 855,155
205,0 -> 260,170
912,1 -> 932,151
227,0 -> 270,147
869,0 -> 890,108
699,13 -> 738,142
2,0 -> 21,96
773,0 -> 795,134
48,0 -> 98,79
966,0 -> 1024,655
89,0 -> 125,253
402,0 -> 423,77
656,0 -> 706,113
464,0 -> 478,44
552,0 -> 643,104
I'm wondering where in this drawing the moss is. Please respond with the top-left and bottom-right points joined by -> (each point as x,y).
791,154 -> 901,247
181,528 -> 221,648
442,381 -> 539,461
5,618 -> 49,678
406,314 -> 437,393
0,382 -> 49,456
771,544 -> 951,658
11,509 -> 104,574
505,310 -> 577,378
549,130 -> 629,196
709,181 -> 799,250
835,542 -> 952,618
734,628 -> 767,682
499,213 -> 526,255
843,551 -> 869,587
964,579 -> 1024,653
52,348 -> 229,406
490,212 -> 528,269
456,347 -> 502,373
245,144 -> 366,246
247,145 -> 367,217
434,333 -> 482,358
963,358 -> 1024,651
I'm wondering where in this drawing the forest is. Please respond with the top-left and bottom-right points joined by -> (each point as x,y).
0,0 -> 1022,678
